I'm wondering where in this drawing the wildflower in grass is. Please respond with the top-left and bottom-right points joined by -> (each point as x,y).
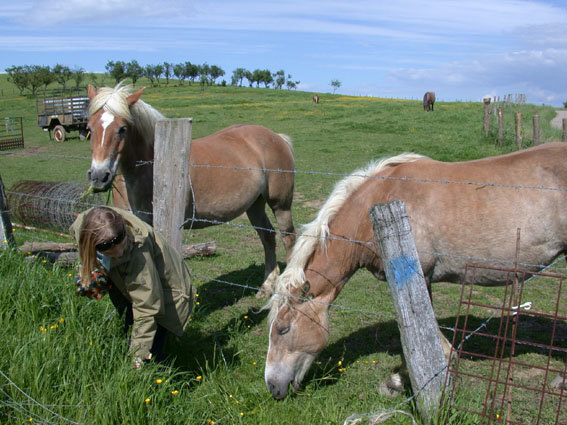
145,398 -> 151,404
58,318 -> 64,323
240,412 -> 244,417
206,420 -> 215,424
196,376 -> 202,381
338,368 -> 345,373
39,326 -> 47,332
171,390 -> 179,395
196,301 -> 200,306
371,360 -> 376,364
50,324 -> 57,330
195,293 -> 199,297
252,361 -> 257,366
156,379 -> 163,384
337,361 -> 342,366
244,315 -> 248,319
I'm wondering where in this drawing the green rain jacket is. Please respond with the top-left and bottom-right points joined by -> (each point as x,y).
70,207 -> 195,360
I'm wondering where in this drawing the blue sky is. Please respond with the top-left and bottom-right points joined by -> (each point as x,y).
2,0 -> 567,106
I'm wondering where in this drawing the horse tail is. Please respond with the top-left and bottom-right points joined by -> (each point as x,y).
278,133 -> 293,153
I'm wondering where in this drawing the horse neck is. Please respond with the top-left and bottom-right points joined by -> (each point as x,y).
305,233 -> 377,304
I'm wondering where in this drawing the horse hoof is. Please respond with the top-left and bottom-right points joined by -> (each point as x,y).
379,373 -> 405,396
550,373 -> 566,390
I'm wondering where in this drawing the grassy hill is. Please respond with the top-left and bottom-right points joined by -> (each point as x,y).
0,74 -> 565,424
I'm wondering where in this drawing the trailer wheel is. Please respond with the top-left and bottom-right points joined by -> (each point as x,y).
53,125 -> 66,142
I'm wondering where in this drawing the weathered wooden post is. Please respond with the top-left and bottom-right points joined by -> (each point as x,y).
562,118 -> 567,142
0,174 -> 15,249
153,118 -> 192,251
497,108 -> 504,146
514,112 -> 522,149
483,98 -> 491,136
533,114 -> 540,146
369,200 -> 447,425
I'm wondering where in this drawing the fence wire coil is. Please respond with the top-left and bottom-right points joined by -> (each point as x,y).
6,180 -> 106,233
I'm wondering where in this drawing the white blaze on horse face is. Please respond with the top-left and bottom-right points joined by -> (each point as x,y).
100,111 -> 115,147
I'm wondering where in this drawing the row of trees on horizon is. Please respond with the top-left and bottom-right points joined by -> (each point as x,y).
4,60 -> 305,96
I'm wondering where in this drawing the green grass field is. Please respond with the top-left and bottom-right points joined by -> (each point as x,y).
1,75 -> 566,424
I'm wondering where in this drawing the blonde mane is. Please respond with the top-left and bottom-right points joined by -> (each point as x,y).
266,152 -> 427,322
89,82 -> 165,147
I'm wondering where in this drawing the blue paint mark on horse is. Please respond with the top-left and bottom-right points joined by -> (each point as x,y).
389,255 -> 420,289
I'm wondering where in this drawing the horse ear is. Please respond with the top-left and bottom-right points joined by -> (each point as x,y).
87,85 -> 97,100
126,87 -> 145,107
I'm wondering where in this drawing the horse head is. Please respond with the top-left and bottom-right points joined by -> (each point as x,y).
86,84 -> 145,192
265,280 -> 330,399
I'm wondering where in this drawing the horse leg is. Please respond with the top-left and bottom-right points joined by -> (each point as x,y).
246,198 -> 279,298
268,202 -> 296,263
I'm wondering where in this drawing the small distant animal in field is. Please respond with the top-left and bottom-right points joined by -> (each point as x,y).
423,91 -> 435,111
312,94 -> 319,104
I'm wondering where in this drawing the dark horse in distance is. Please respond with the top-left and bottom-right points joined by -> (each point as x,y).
423,91 -> 435,111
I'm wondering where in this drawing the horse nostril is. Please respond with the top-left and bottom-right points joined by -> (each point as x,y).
87,169 -> 92,180
101,172 -> 111,183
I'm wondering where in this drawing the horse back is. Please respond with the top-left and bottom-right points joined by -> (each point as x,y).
343,143 -> 567,284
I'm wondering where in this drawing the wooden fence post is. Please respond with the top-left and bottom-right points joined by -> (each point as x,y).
514,112 -> 522,149
533,115 -> 540,146
153,118 -> 192,252
483,98 -> 491,136
0,174 -> 15,249
369,200 -> 447,425
497,108 -> 504,146
562,118 -> 567,142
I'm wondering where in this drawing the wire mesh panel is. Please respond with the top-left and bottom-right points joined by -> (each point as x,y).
6,180 -> 107,233
441,264 -> 567,424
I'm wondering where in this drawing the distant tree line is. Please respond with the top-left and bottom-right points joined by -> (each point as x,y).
4,60 -> 301,95
5,64 -> 91,95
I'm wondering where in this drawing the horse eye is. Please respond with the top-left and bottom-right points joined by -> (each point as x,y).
118,126 -> 127,136
277,324 -> 290,335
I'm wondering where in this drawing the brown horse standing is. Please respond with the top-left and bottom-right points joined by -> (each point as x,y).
264,143 -> 567,399
423,91 -> 435,111
312,94 -> 320,104
86,83 -> 296,296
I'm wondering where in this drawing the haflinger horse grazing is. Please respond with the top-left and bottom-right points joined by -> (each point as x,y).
86,83 -> 296,296
423,91 -> 435,111
264,142 -> 567,399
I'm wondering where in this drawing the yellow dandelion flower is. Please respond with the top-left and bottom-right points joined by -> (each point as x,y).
252,361 -> 257,366
145,398 -> 151,404
229,394 -> 233,398
89,341 -> 93,346
41,260 -> 47,263
364,361 -> 369,364
29,418 -> 33,422
196,376 -> 202,381
156,379 -> 163,384
234,401 -> 239,405
195,293 -> 199,297
171,390 -> 179,395
496,414 -> 500,419
337,361 -> 342,366
39,326 -> 46,332
206,420 -> 215,425
244,315 -> 248,319
196,301 -> 200,305
240,412 -> 244,417
338,368 -> 345,372
58,317 -> 64,323
371,360 -> 376,364
68,273 -> 72,277
50,324 -> 57,330
27,252 -> 31,255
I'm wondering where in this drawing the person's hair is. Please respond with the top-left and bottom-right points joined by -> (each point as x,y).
78,207 -> 129,287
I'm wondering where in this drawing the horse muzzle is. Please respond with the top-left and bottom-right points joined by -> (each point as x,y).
87,166 -> 115,192
265,363 -> 295,400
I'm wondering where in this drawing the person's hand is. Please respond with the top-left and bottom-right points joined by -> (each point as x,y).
133,357 -> 144,369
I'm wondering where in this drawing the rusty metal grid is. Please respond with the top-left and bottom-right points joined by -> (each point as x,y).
441,264 -> 567,425
0,117 -> 24,150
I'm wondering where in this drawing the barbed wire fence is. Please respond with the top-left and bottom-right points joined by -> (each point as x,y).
2,149 -> 567,424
